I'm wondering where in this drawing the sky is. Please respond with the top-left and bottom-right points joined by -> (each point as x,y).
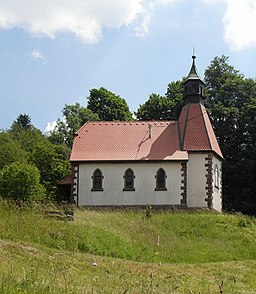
1,0 -> 256,132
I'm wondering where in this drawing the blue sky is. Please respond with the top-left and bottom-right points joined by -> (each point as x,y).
1,0 -> 256,132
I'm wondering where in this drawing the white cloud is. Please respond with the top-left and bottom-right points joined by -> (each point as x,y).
0,0 -> 181,43
154,0 -> 178,3
0,0 -> 144,43
202,0 -> 224,3
4,0 -> 255,52
203,0 -> 256,51
30,49 -> 46,62
44,121 -> 57,135
223,0 -> 256,51
135,13 -> 152,37
134,2 -> 154,37
134,0 -> 177,37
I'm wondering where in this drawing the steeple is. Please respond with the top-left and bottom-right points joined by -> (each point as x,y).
178,55 -> 223,159
183,55 -> 204,105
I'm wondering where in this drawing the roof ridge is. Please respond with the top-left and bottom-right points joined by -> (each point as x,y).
75,121 -> 90,135
85,120 -> 177,124
199,103 -> 212,150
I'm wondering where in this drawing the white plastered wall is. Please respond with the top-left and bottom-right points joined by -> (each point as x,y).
186,153 -> 208,209
186,152 -> 222,212
212,155 -> 222,212
77,162 -> 182,206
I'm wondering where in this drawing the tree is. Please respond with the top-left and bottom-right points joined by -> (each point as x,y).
11,114 -> 33,130
135,81 -> 183,120
87,87 -> 133,121
165,80 -> 184,119
135,94 -> 173,120
10,127 -> 45,153
9,114 -> 45,153
2,113 -> 72,200
0,131 -> 29,170
204,55 -> 256,214
31,140 -> 71,198
0,162 -> 46,202
49,103 -> 98,147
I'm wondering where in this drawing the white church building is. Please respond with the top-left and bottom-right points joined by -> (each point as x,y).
70,56 -> 223,211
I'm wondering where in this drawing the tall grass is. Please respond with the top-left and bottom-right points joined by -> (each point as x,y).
1,239 -> 256,293
1,199 -> 256,292
0,199 -> 256,264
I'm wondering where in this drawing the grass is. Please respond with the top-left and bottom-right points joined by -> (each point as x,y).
0,199 -> 256,292
1,240 -> 256,293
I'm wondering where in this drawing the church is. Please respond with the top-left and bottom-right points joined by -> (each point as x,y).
70,56 -> 223,211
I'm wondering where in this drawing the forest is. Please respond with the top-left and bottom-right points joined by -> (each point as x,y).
0,55 -> 255,215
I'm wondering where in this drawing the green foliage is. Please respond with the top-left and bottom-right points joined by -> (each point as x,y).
9,127 -> 45,153
0,162 -> 45,202
204,55 -> 256,214
145,204 -> 153,219
87,87 -> 133,121
135,80 -> 183,120
0,131 -> 29,170
11,113 -> 33,130
49,103 -> 98,147
31,141 -> 71,198
165,80 -> 184,118
136,93 -> 173,120
238,216 -> 252,228
1,113 -> 71,200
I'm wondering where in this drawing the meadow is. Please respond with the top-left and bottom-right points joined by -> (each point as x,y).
0,200 -> 256,293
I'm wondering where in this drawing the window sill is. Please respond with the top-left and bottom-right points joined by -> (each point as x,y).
91,188 -> 103,192
123,188 -> 135,191
155,188 -> 167,191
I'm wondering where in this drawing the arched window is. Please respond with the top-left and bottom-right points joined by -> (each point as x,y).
123,168 -> 135,191
91,169 -> 103,191
214,165 -> 220,189
155,168 -> 167,191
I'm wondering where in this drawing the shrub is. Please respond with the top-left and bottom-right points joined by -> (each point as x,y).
145,204 -> 153,219
0,162 -> 46,203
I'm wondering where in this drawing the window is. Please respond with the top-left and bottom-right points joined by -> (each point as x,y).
214,165 -> 220,189
91,169 -> 103,191
192,84 -> 197,93
155,168 -> 167,191
123,168 -> 135,191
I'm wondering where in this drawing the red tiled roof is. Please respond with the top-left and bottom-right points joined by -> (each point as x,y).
70,103 -> 223,162
70,121 -> 188,162
201,105 -> 223,158
179,103 -> 223,158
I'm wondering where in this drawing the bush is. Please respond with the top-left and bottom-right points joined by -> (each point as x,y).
0,162 -> 46,202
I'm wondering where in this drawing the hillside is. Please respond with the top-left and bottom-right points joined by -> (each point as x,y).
0,201 -> 256,293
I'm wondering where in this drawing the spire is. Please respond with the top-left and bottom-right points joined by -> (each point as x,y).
185,55 -> 203,82
178,54 -> 223,159
183,55 -> 204,105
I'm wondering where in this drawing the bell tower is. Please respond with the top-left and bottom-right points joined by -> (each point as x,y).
183,55 -> 204,105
